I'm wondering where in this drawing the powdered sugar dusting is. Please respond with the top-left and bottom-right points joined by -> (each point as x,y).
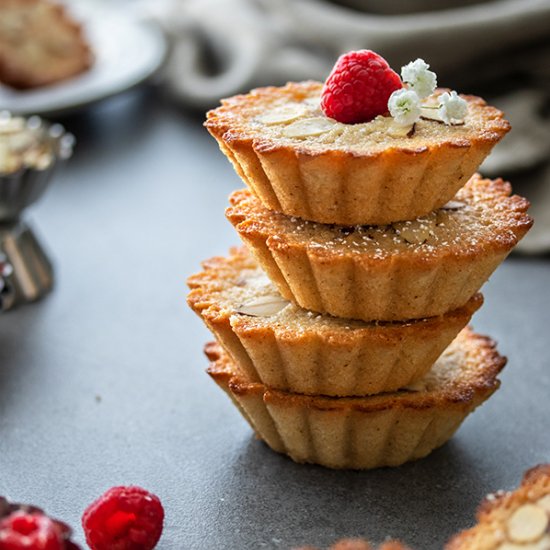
230,175 -> 528,261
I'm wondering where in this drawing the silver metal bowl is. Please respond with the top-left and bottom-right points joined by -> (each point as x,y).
0,113 -> 74,222
0,112 -> 74,311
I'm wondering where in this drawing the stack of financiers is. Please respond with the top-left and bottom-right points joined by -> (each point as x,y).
187,54 -> 533,470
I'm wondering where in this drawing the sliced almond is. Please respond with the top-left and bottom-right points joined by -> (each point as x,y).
536,494 -> 550,514
236,295 -> 289,317
388,122 -> 415,138
500,535 -> 550,550
282,117 -> 335,138
507,504 -> 549,543
393,221 -> 432,245
441,200 -> 466,210
535,535 -> 550,549
257,105 -> 307,125
402,380 -> 427,392
303,97 -> 321,109
420,106 -> 445,123
420,106 -> 465,126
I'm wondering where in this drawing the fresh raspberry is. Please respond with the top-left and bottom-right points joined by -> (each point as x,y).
0,498 -> 79,550
321,50 -> 402,124
82,487 -> 164,550
0,511 -> 64,550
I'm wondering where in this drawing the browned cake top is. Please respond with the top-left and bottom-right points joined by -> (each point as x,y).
447,465 -> 550,549
205,81 -> 509,156
188,247 -> 483,337
206,326 -> 505,412
227,174 -> 532,264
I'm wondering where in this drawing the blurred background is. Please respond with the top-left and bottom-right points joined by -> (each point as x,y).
2,0 -> 550,252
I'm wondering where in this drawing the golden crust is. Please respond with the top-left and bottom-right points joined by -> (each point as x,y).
226,174 -> 532,321
0,0 -> 93,89
206,327 -> 504,411
206,81 -> 510,225
205,328 -> 505,469
446,465 -> 550,549
188,246 -> 483,396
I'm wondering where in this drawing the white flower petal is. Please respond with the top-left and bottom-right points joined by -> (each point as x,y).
438,91 -> 468,124
401,58 -> 437,99
388,89 -> 421,126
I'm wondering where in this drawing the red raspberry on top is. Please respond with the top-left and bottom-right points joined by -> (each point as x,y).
82,486 -> 164,550
321,50 -> 402,124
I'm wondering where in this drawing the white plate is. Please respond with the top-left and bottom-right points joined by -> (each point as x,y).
0,3 -> 167,116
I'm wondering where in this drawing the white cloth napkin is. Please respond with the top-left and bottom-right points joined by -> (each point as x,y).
146,0 -> 550,254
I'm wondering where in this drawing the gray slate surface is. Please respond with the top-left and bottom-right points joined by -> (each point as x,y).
0,89 -> 549,550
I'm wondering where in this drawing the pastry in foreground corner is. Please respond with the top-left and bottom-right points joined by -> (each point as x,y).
205,327 -> 505,470
447,464 -> 550,549
227,174 -> 532,322
0,0 -> 93,89
205,50 -> 510,226
187,247 -> 483,396
294,539 -> 410,550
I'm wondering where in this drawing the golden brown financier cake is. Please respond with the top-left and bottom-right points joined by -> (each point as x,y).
447,464 -> 550,550
206,327 -> 505,470
0,0 -> 93,89
206,81 -> 509,225
227,174 -> 532,322
188,247 -> 483,396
